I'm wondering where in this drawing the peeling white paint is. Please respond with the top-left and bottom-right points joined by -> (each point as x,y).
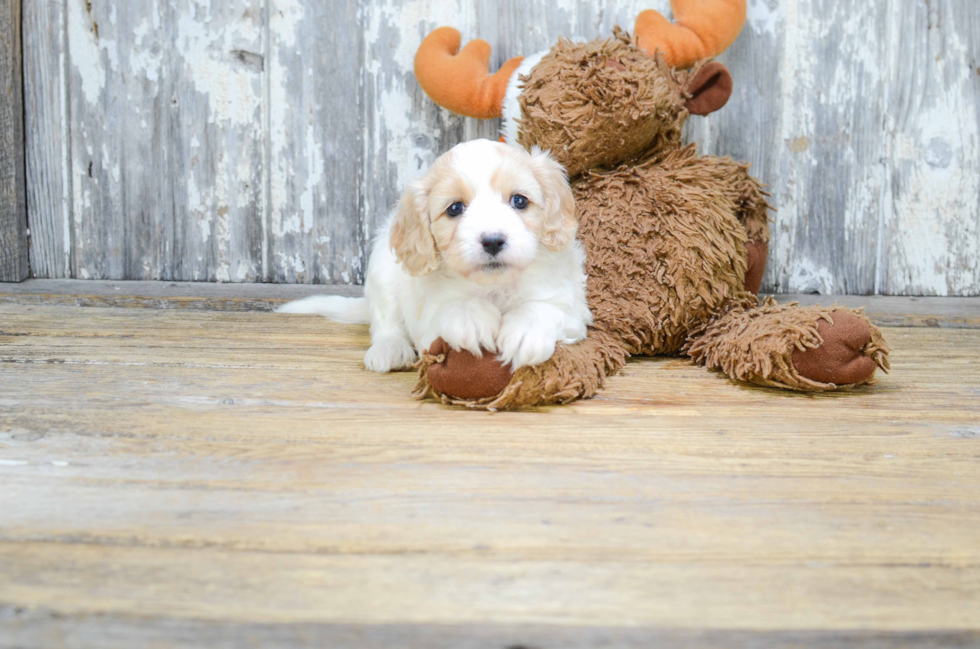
235,261 -> 250,281
268,0 -> 306,243
271,0 -> 304,48
129,19 -> 164,83
300,123 -> 324,234
188,174 -> 210,244
67,0 -> 105,105
285,252 -> 305,274
789,260 -> 836,295
746,0 -> 779,37
880,6 -> 979,296
771,0 -> 806,291
212,152 -> 232,281
176,3 -> 262,127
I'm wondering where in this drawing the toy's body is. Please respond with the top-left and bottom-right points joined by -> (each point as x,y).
412,2 -> 890,408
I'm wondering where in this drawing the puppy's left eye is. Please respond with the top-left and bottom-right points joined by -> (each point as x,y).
446,202 -> 465,218
510,194 -> 529,210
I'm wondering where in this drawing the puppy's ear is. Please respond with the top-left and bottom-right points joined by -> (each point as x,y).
529,147 -> 576,251
389,179 -> 439,276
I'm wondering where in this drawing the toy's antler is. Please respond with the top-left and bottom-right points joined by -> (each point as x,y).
634,0 -> 747,68
414,27 -> 525,119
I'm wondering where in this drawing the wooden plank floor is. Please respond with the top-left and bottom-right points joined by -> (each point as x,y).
1,301 -> 979,647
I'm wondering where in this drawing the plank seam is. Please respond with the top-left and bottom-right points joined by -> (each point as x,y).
59,0 -> 72,278
18,0 -> 30,279
355,1 -> 366,283
261,0 -> 271,282
1,0 -> 29,281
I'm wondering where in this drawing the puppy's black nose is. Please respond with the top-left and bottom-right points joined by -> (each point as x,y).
480,233 -> 507,257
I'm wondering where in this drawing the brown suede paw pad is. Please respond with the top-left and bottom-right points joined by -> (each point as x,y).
792,312 -> 877,386
425,338 -> 514,400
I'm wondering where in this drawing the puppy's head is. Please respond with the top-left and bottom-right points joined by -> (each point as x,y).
390,139 -> 576,285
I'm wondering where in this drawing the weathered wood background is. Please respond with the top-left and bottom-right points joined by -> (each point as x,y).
1,0 -> 29,282
21,0 -> 980,295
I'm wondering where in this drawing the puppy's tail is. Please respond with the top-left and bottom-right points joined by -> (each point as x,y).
275,295 -> 370,325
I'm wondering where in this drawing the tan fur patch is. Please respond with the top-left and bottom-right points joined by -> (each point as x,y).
427,167 -> 473,256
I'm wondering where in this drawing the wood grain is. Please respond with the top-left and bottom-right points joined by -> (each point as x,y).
0,277 -> 360,310
23,0 -> 70,279
5,613 -> 979,649
2,281 -> 979,327
0,0 -> 29,282
0,304 -> 979,642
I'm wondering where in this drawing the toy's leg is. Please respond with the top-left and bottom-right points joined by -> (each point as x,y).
729,164 -> 771,295
735,170 -> 769,295
698,155 -> 772,295
414,330 -> 628,409
731,168 -> 770,244
744,240 -> 768,297
685,297 -> 890,390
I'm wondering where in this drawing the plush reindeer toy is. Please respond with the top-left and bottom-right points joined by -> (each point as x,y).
411,0 -> 890,408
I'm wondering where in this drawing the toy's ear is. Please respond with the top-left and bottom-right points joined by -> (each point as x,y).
389,179 -> 439,276
684,61 -> 733,115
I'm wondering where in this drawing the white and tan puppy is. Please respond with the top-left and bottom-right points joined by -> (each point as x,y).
277,139 -> 592,372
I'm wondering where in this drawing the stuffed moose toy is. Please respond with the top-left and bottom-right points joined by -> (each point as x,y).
411,0 -> 890,408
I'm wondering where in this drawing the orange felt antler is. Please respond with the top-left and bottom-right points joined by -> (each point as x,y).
634,0 -> 747,69
414,27 -> 524,119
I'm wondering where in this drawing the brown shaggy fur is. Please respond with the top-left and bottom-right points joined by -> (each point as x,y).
518,30 -> 684,177
686,297 -> 890,391
416,30 -> 890,409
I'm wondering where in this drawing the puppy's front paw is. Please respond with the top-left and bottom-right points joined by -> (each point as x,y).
496,321 -> 559,370
364,337 -> 417,372
438,301 -> 501,357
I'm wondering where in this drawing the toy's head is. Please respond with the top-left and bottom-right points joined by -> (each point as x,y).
414,1 -> 745,176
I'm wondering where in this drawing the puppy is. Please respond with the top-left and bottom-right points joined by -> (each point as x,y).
277,139 -> 592,373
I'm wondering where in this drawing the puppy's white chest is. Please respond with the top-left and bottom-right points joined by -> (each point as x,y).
480,286 -> 519,312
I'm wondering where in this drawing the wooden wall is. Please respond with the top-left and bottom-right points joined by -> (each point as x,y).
1,0 -> 29,282
21,0 -> 980,295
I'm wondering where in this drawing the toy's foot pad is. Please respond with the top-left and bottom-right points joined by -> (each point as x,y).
792,312 -> 878,386
425,338 -> 514,400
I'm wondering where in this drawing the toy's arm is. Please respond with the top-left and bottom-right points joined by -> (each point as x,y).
417,329 -> 627,409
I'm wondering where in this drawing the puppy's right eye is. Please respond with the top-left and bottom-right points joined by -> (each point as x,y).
446,202 -> 465,218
